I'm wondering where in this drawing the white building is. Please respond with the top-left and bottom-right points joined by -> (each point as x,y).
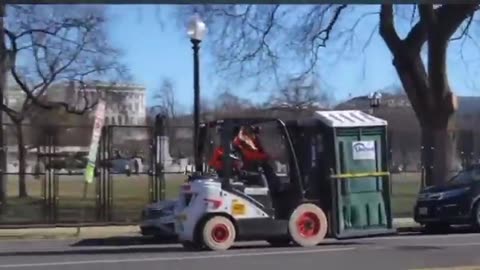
5,81 -> 147,126
51,81 -> 147,126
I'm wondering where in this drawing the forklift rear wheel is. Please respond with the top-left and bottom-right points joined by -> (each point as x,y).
201,216 -> 236,251
288,203 -> 328,247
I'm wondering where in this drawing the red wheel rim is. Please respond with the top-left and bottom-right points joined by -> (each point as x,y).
211,224 -> 229,243
296,211 -> 321,238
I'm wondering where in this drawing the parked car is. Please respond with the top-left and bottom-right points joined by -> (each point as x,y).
139,200 -> 177,239
414,164 -> 480,232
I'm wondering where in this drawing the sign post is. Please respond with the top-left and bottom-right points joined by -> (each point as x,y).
77,99 -> 106,234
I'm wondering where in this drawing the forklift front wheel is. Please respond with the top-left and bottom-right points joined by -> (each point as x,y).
288,203 -> 328,247
201,215 -> 236,251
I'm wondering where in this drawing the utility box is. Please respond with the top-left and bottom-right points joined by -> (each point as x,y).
288,110 -> 394,238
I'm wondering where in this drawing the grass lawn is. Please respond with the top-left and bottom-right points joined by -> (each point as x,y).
0,172 -> 423,224
390,172 -> 422,218
0,173 -> 187,224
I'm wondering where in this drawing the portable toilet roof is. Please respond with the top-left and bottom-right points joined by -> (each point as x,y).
314,110 -> 387,128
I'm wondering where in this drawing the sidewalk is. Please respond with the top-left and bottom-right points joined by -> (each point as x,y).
0,225 -> 140,240
0,218 -> 421,240
393,217 -> 421,232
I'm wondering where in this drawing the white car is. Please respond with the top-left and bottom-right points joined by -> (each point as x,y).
140,199 -> 178,239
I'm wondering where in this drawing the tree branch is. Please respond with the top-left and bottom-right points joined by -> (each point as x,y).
3,5 -> 126,122
450,14 -> 474,41
379,4 -> 402,54
418,4 -> 436,26
436,4 -> 479,41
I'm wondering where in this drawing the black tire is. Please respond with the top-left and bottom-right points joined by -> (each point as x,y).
471,201 -> 480,230
423,222 -> 450,234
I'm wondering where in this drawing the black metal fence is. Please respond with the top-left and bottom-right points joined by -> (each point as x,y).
1,114 -> 480,225
0,117 -> 194,227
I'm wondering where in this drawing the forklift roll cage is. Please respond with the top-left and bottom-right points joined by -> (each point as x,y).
195,118 -> 316,206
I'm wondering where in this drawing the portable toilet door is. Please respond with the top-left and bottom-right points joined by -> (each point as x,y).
314,110 -> 394,239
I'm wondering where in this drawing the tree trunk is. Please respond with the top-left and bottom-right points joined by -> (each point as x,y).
421,120 -> 458,187
16,123 -> 27,198
0,3 -> 6,204
378,4 -> 476,188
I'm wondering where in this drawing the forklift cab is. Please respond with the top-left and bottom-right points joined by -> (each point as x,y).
197,118 -> 304,220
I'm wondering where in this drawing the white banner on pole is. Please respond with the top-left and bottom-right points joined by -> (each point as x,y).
84,100 -> 106,183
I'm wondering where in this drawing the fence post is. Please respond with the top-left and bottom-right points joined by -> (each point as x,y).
154,114 -> 167,201
420,145 -> 425,191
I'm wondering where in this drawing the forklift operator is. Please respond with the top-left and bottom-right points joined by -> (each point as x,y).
209,126 -> 267,172
209,125 -> 280,191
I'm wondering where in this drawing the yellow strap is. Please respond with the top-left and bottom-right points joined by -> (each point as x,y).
330,171 -> 390,179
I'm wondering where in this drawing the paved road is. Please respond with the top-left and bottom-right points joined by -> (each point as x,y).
0,232 -> 480,270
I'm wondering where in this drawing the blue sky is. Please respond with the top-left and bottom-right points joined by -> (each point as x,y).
107,5 -> 480,110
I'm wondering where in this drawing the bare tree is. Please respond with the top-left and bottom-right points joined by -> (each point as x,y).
0,4 -> 7,203
214,89 -> 253,116
153,78 -> 178,119
29,105 -> 91,147
1,5 -> 127,197
378,4 -> 478,185
269,76 -> 331,109
174,5 -> 363,90
175,4 -> 480,186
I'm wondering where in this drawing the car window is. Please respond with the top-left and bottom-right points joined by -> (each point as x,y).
471,168 -> 480,181
449,168 -> 480,183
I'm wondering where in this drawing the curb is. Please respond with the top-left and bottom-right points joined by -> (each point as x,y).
0,226 -> 140,240
393,218 -> 422,233
0,218 -> 422,241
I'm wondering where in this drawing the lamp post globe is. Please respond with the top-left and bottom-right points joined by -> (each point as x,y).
187,14 -> 207,42
369,91 -> 382,108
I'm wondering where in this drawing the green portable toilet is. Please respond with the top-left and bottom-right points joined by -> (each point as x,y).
312,110 -> 394,238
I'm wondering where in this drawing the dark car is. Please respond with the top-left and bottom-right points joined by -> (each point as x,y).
414,165 -> 480,232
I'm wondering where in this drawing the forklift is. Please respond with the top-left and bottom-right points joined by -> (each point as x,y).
173,110 -> 394,251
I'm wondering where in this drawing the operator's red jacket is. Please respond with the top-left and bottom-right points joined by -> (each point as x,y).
209,136 -> 268,171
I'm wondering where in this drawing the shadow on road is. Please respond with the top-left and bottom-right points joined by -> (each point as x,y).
72,236 -> 178,247
0,245 -> 185,257
72,236 -> 365,248
0,236 -> 366,257
417,225 -> 478,235
395,245 -> 445,251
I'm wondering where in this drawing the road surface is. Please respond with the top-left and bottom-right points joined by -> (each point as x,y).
0,232 -> 480,270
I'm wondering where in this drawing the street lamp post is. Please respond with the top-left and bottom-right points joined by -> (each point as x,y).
368,91 -> 382,115
187,14 -> 206,173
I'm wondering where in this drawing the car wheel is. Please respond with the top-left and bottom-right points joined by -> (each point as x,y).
140,227 -> 152,236
471,201 -> 480,230
423,222 -> 450,234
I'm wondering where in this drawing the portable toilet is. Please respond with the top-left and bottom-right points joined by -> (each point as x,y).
288,110 -> 394,238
